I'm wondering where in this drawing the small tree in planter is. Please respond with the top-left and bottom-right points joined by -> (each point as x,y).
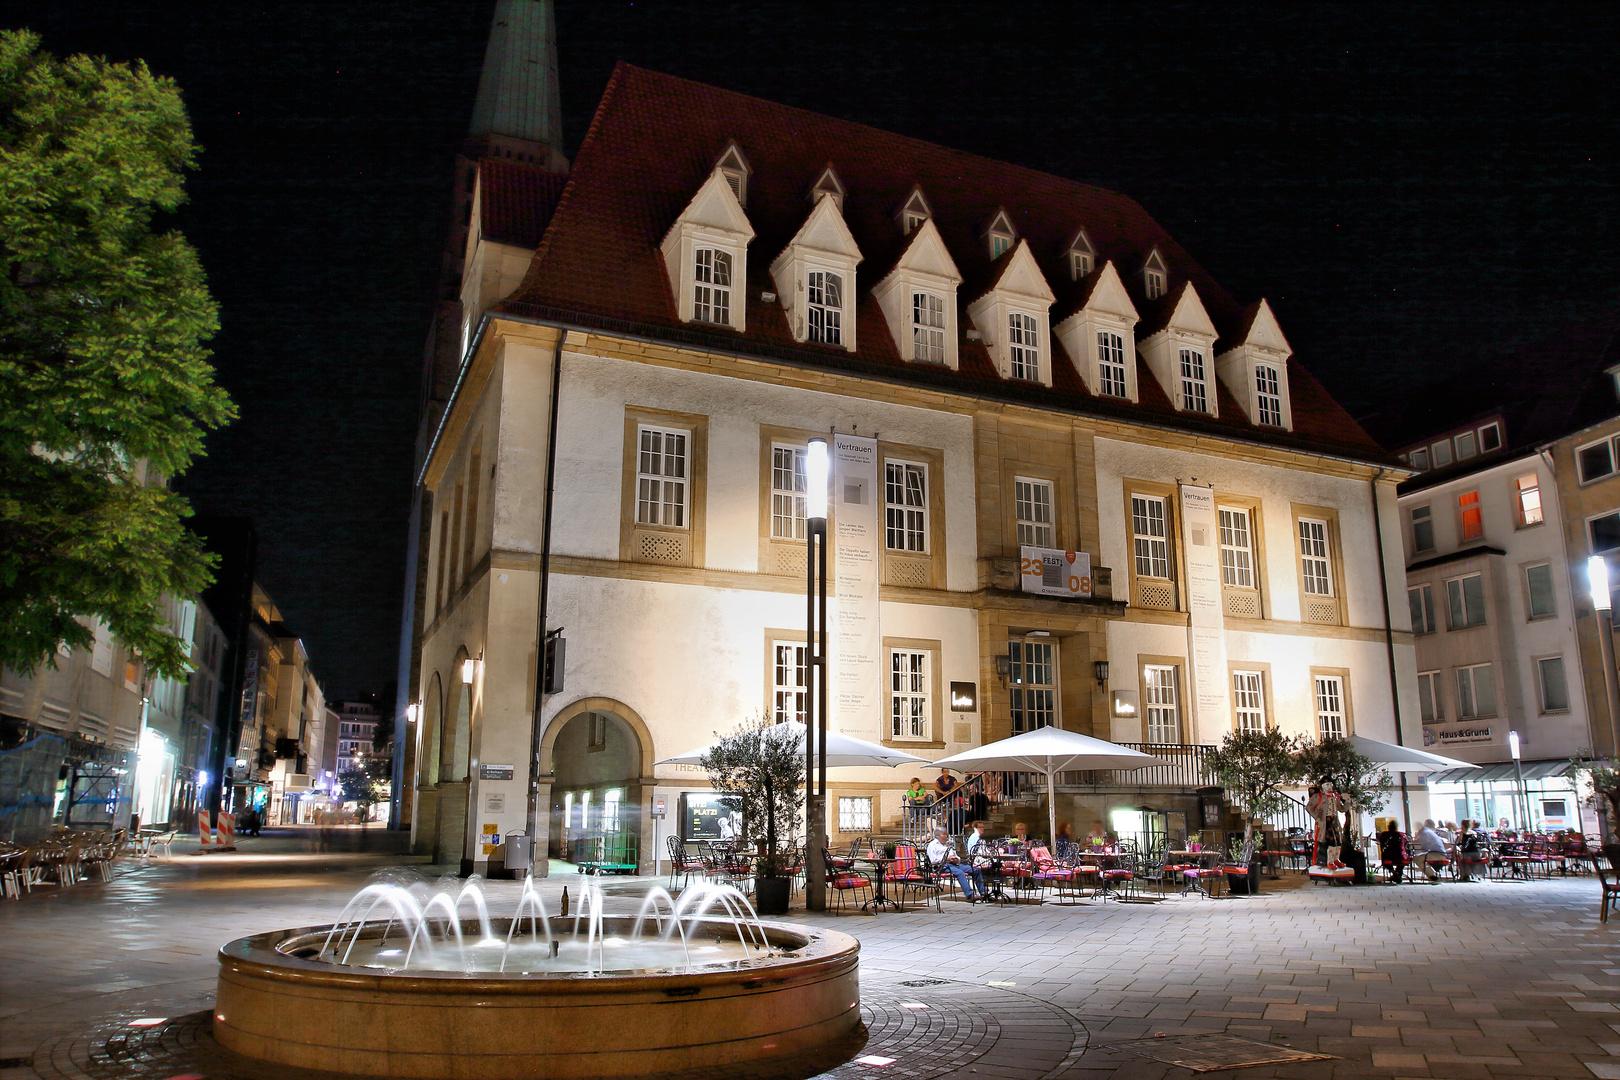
1567,750 -> 1615,840
699,714 -> 804,913
1206,728 -> 1307,844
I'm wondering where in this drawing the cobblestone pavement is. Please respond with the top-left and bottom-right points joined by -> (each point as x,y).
2,831 -> 1618,1079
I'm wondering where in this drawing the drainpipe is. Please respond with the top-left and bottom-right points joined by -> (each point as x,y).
1370,468 -> 1413,832
524,336 -> 565,872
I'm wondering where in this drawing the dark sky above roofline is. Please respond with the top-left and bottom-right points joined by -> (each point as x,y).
18,0 -> 1619,697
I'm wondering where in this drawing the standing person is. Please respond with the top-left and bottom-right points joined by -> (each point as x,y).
926,827 -> 984,903
935,771 -> 962,835
967,776 -> 991,825
1377,821 -> 1407,884
904,778 -> 930,834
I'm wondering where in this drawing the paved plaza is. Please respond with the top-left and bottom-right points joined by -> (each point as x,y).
3,831 -> 1619,1080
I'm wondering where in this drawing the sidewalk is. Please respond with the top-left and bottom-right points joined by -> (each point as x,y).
3,844 -> 1619,1079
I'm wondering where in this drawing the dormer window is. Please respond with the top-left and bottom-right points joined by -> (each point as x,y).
769,191 -> 863,352
715,142 -> 752,207
912,292 -> 946,363
806,270 -> 843,345
1179,349 -> 1209,413
984,209 -> 1017,260
1066,230 -> 1096,281
1255,363 -> 1283,426
661,168 -> 754,333
1054,260 -> 1141,401
1009,313 -> 1041,380
895,186 -> 933,235
1143,250 -> 1168,299
693,248 -> 732,324
809,165 -> 846,211
1478,422 -> 1502,452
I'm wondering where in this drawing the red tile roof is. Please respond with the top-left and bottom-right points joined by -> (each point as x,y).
500,63 -> 1390,463
478,159 -> 567,249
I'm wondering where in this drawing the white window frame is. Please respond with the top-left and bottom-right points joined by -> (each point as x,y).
1446,572 -> 1487,629
1417,671 -> 1443,724
1408,583 -> 1436,635
1144,665 -> 1180,744
772,640 -> 809,725
1008,312 -> 1041,381
838,796 -> 872,833
1009,638 -> 1057,734
1578,436 -> 1617,484
1408,446 -> 1430,471
1014,477 -> 1055,548
1132,494 -> 1171,579
1145,266 -> 1165,300
911,291 -> 946,364
1179,349 -> 1209,413
635,425 -> 689,528
1478,422 -> 1502,452
770,444 -> 807,541
1298,518 -> 1333,597
1455,663 -> 1496,720
889,649 -> 930,741
1232,670 -> 1266,733
1314,675 -> 1347,738
1410,504 -> 1435,553
1525,562 -> 1556,620
1431,439 -> 1454,468
1070,249 -> 1093,280
884,460 -> 928,553
1536,655 -> 1569,714
1455,430 -> 1478,459
1254,363 -> 1284,427
806,269 -> 844,346
1217,507 -> 1255,589
989,231 -> 1013,259
1515,473 -> 1544,527
692,247 -> 732,325
1096,330 -> 1128,398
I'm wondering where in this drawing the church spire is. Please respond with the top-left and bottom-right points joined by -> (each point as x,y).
468,0 -> 566,169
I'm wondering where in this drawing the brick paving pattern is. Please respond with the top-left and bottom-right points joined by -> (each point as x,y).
2,831 -> 1619,1079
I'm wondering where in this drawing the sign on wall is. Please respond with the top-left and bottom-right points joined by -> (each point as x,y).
1179,484 -> 1231,741
1019,546 -> 1093,598
832,434 -> 882,738
681,791 -> 741,841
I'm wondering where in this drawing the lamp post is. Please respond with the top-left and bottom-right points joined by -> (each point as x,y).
1508,729 -> 1530,831
805,438 -> 830,911
1587,555 -> 1620,840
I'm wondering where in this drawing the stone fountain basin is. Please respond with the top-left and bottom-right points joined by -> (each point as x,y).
215,916 -> 861,1079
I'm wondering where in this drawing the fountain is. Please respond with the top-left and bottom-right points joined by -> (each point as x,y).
214,871 -> 860,1079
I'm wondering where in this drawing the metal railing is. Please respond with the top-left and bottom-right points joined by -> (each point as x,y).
1008,742 -> 1220,790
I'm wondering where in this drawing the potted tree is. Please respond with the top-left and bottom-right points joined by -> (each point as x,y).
1205,728 -> 1305,894
699,715 -> 804,915
1294,736 -> 1391,884
1567,750 -> 1615,841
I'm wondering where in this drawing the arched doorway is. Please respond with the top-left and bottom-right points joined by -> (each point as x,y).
410,674 -> 444,856
544,701 -> 650,872
433,657 -> 474,867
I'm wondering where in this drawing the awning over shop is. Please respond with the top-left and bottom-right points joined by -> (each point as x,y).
1425,759 -> 1573,784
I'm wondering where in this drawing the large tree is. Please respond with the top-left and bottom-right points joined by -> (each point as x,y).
0,30 -> 232,679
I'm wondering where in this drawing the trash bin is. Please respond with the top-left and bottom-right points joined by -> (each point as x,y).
503,832 -> 532,873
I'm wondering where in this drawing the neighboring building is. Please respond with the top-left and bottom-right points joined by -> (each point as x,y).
1372,311 -> 1620,832
133,596 -> 229,828
334,699 -> 382,775
400,5 -> 1418,876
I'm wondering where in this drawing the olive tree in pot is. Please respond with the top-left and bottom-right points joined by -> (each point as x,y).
699,715 -> 804,915
1567,750 -> 1617,841
1205,728 -> 1306,894
1294,736 -> 1391,884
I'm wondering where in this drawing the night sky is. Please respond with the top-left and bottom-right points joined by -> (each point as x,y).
12,1 -> 1618,698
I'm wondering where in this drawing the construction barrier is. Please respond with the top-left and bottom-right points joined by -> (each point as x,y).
198,808 -> 213,847
217,811 -> 237,850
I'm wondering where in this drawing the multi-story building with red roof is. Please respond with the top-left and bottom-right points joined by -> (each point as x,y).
402,0 -> 1420,877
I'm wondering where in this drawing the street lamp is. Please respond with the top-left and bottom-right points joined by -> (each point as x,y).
1591,557 -> 1620,776
805,437 -> 830,911
1509,729 -> 1529,831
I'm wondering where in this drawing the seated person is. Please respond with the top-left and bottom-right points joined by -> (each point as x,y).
1087,820 -> 1108,847
965,821 -> 994,866
1412,819 -> 1449,879
1376,821 -> 1407,884
1054,822 -> 1073,858
926,827 -> 984,902
1455,819 -> 1486,881
1010,822 -> 1036,850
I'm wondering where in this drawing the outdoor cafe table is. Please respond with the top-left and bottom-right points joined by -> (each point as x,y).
1165,850 -> 1223,897
855,854 -> 903,912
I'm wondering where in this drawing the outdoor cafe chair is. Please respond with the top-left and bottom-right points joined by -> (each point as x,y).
822,849 -> 872,913
1600,847 -> 1620,923
665,835 -> 705,889
891,842 -> 941,912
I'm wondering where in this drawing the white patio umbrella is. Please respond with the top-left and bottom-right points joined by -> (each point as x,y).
655,720 -> 931,769
1346,735 -> 1478,775
929,728 -> 1161,850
